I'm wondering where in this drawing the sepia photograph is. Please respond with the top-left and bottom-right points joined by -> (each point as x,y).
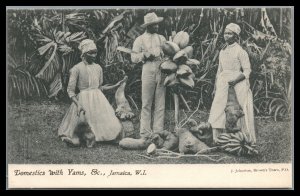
6,6 -> 293,189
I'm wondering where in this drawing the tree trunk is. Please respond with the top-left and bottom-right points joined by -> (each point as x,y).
280,8 -> 283,36
61,11 -> 65,32
174,93 -> 179,128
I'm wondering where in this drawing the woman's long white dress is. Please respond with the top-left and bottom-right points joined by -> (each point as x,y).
208,42 -> 256,143
58,62 -> 122,145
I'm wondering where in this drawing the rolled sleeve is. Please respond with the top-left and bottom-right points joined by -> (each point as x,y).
239,49 -> 251,79
159,35 -> 167,57
131,36 -> 145,63
67,67 -> 79,98
159,35 -> 167,44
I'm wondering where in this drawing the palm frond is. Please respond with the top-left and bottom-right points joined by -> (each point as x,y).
48,72 -> 62,98
37,41 -> 56,55
102,10 -> 129,34
8,67 -> 48,100
36,52 -> 60,82
36,43 -> 58,79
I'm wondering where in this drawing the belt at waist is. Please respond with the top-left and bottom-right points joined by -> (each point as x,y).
144,57 -> 163,63
80,87 -> 99,92
219,70 -> 242,76
221,69 -> 242,73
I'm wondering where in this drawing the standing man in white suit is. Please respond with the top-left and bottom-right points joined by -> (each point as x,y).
131,12 -> 167,140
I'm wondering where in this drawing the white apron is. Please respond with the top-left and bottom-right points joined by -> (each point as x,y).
208,70 -> 256,143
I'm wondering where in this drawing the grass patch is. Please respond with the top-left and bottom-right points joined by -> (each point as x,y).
7,100 -> 292,164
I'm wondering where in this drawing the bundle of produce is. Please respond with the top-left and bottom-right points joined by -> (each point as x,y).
215,132 -> 258,156
160,31 -> 200,90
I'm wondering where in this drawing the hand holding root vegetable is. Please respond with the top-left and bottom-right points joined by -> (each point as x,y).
228,73 -> 246,87
77,105 -> 86,116
143,52 -> 155,61
70,96 -> 86,116
225,86 -> 244,132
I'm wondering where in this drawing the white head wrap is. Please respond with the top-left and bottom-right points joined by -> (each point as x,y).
225,23 -> 241,35
78,39 -> 97,54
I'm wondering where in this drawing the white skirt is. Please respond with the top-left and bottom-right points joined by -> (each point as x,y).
208,71 -> 256,143
58,88 -> 122,144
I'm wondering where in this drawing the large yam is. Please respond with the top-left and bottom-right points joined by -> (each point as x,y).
115,76 -> 128,106
186,119 -> 198,129
182,46 -> 193,58
179,75 -> 195,88
186,59 -> 200,66
196,122 -> 213,147
156,130 -> 170,138
156,130 -> 179,151
173,50 -> 188,63
173,31 -> 190,49
119,138 -> 151,150
177,128 -> 209,154
176,64 -> 193,78
74,120 -> 96,148
120,120 -> 135,139
150,134 -> 164,148
162,133 -> 179,151
115,76 -> 135,120
160,60 -> 178,74
225,86 -> 244,132
188,121 -> 213,147
161,41 -> 180,57
75,112 -> 96,148
164,73 -> 179,87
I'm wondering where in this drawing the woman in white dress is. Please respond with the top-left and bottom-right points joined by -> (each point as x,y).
208,23 -> 256,144
58,39 -> 122,146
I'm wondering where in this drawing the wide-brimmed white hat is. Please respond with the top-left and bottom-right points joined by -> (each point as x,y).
141,12 -> 164,28
225,23 -> 241,35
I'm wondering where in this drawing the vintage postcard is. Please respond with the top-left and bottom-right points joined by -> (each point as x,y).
6,6 -> 293,189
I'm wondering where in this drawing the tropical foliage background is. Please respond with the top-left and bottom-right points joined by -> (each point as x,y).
7,8 -> 292,121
